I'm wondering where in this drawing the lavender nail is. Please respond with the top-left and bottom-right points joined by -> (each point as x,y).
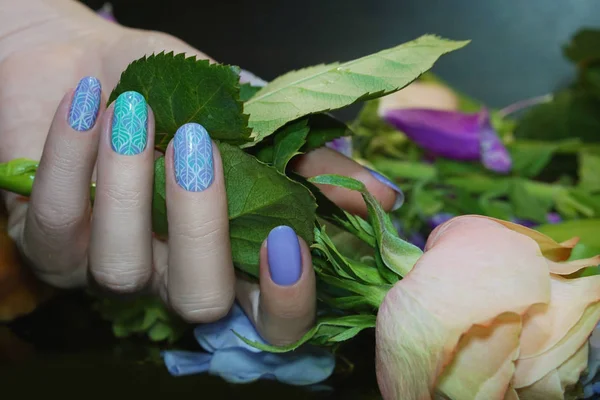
365,168 -> 405,211
68,76 -> 102,131
174,123 -> 214,192
267,226 -> 302,286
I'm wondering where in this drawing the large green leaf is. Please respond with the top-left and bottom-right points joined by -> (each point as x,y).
109,52 -> 251,148
244,35 -> 469,144
152,144 -> 317,276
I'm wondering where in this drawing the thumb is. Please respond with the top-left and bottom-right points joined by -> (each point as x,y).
236,226 -> 316,346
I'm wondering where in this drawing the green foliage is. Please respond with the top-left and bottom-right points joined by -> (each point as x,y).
93,295 -> 187,343
244,35 -> 469,144
109,52 -> 251,148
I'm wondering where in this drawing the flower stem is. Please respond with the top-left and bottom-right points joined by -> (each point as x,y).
498,94 -> 553,118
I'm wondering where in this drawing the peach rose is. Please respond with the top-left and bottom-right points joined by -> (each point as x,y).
375,215 -> 600,400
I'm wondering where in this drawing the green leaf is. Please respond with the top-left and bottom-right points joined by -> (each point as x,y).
507,141 -> 559,178
0,158 -> 37,196
152,157 -> 168,238
239,83 -> 262,101
147,321 -> 173,342
264,119 -> 310,172
578,152 -> 600,192
309,174 -> 423,277
509,179 -> 553,223
152,143 -> 317,276
563,29 -> 600,66
234,314 -> 376,353
109,52 -> 251,148
303,114 -> 352,152
244,35 -> 469,144
514,91 -> 600,143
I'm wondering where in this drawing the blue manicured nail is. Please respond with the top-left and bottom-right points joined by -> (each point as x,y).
267,226 -> 302,286
68,76 -> 102,131
111,91 -> 148,155
174,123 -> 214,192
366,167 -> 405,211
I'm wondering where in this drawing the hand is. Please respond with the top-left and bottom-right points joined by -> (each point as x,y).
0,0 -> 402,345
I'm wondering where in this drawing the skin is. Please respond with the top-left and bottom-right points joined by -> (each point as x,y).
0,0 -> 397,345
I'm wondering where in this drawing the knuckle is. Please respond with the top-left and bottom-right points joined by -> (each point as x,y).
90,256 -> 150,293
173,217 -> 224,245
101,183 -> 142,210
29,203 -> 84,237
170,290 -> 234,323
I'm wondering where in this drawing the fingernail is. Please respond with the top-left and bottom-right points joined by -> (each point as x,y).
173,123 -> 214,192
365,167 -> 405,211
68,76 -> 102,131
267,226 -> 302,286
111,91 -> 148,155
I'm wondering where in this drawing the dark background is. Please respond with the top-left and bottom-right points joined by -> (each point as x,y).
82,0 -> 600,108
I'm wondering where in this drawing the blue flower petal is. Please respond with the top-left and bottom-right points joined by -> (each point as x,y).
209,346 -> 335,386
162,350 -> 212,376
162,303 -> 336,386
194,303 -> 265,353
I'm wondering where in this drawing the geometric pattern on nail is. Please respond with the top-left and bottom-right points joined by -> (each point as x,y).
68,76 -> 102,131
174,123 -> 214,191
111,91 -> 148,155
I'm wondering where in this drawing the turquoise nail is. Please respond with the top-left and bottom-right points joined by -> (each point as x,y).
111,91 -> 148,155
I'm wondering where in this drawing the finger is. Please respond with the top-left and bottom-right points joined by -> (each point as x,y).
292,147 -> 403,217
22,76 -> 103,288
89,91 -> 154,292
162,123 -> 235,323
237,226 -> 316,346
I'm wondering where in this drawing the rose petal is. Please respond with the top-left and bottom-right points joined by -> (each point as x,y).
436,313 -> 522,400
504,387 -> 520,400
520,275 -> 600,358
557,341 -> 589,389
376,216 -> 550,399
545,256 -> 600,275
516,370 -> 563,400
514,302 -> 600,388
377,81 -> 459,113
465,216 -> 577,262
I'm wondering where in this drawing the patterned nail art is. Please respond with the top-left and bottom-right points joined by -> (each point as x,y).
174,123 -> 214,192
111,91 -> 148,155
68,76 -> 102,131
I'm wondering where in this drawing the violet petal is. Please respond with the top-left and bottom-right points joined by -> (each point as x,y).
477,109 -> 512,173
96,3 -> 117,22
381,108 -> 512,173
382,108 -> 481,160
326,137 -> 353,158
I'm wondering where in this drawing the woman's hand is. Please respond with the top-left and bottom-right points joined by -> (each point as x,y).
0,0 -> 402,345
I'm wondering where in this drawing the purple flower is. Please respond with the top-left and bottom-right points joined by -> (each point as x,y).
96,3 -> 117,22
512,212 -> 562,228
428,213 -> 455,230
381,107 -> 512,173
326,137 -> 353,158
